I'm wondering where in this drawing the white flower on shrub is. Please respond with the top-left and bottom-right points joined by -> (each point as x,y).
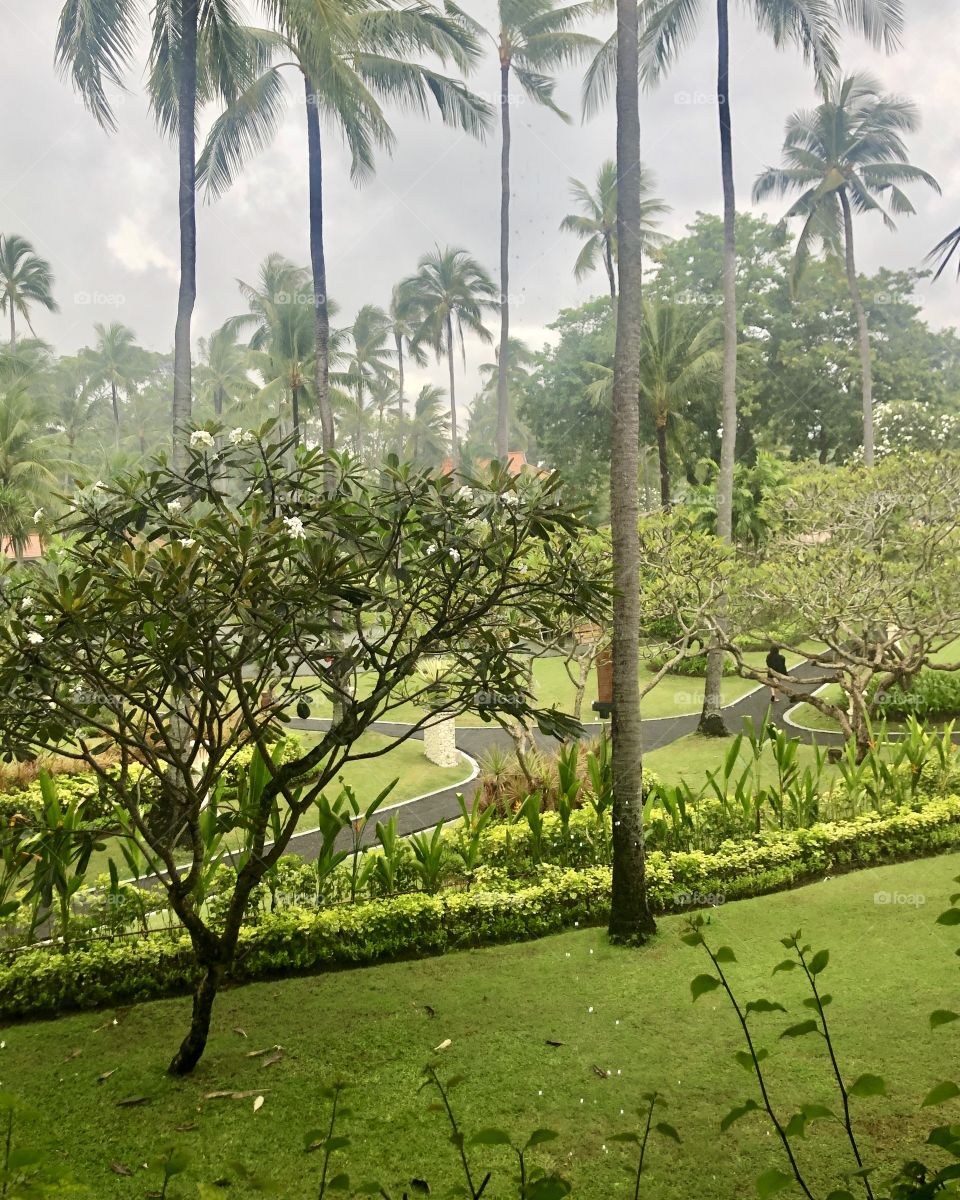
457,486 -> 473,500
283,515 -> 305,539
19,597 -> 32,612
26,631 -> 43,645
190,430 -> 216,450
424,542 -> 437,555
33,508 -> 44,522
93,480 -> 105,491
179,537 -> 196,549
167,499 -> 183,514
502,493 -> 519,507
448,548 -> 461,563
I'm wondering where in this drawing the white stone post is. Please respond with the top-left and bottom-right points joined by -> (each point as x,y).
423,711 -> 458,768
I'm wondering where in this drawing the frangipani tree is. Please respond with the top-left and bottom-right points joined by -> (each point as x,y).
0,427 -> 604,1075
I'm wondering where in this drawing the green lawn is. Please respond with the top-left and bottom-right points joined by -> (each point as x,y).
645,729 -> 837,790
5,855 -> 959,1198
291,649 -> 800,727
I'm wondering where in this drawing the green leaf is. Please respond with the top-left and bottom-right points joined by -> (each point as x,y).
691,974 -> 721,1001
714,946 -> 737,963
654,1121 -> 681,1143
470,1128 -> 512,1146
931,1011 -> 960,1030
328,1174 -> 351,1192
803,994 -> 831,1009
524,1130 -> 559,1150
848,1074 -> 886,1099
745,998 -> 787,1016
936,908 -> 960,926
780,1020 -> 820,1039
721,1100 -> 759,1132
756,1167 -> 794,1197
772,959 -> 797,974
808,949 -> 829,976
922,1081 -> 960,1108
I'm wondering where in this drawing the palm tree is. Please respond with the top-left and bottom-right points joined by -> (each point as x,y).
56,0 -> 257,466
198,0 -> 491,467
84,322 -> 143,445
195,324 -> 254,420
0,235 -> 58,352
639,301 -> 721,508
753,72 -> 940,465
387,281 -> 427,451
0,387 -> 64,533
404,247 -> 497,462
588,0 -> 900,735
607,0 -> 655,943
407,384 -> 450,466
232,257 -> 316,442
929,224 -> 960,281
559,159 -> 670,299
47,356 -> 103,466
335,305 -> 394,457
486,0 -> 598,461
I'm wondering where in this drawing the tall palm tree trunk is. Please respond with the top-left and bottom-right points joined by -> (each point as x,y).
840,189 -> 873,465
608,0 -> 655,945
446,313 -> 459,462
604,237 -> 617,302
699,0 -> 737,738
496,60 -> 512,462
395,332 -> 405,452
172,0 -> 199,467
111,381 -> 120,446
655,416 -> 670,510
7,307 -> 14,353
291,382 -> 301,442
214,386 -> 223,418
305,76 -> 335,464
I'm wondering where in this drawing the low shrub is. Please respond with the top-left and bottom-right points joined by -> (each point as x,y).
871,669 -> 960,720
3,793 -> 960,1019
646,651 -> 735,678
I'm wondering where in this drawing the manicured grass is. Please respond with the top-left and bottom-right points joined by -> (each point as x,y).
644,730 -> 838,790
291,649 -> 799,727
5,855 -> 959,1198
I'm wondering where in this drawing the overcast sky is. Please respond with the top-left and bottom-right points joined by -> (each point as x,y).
1,2 -> 957,409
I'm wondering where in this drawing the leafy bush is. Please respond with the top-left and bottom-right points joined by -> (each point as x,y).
871,669 -> 960,720
646,651 -> 735,677
4,793 -> 960,1019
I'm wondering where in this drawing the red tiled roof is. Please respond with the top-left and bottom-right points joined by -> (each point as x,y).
1,535 -> 43,560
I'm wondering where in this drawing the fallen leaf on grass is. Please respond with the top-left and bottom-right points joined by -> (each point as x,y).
97,1069 -> 117,1084
432,1039 -> 451,1053
204,1090 -> 268,1101
174,1122 -> 199,1133
260,1051 -> 283,1069
116,1096 -> 151,1108
591,1065 -> 610,1079
245,1045 -> 281,1059
253,1095 -> 265,1113
233,1027 -> 247,1039
109,1163 -> 132,1177
64,1048 -> 81,1063
545,1040 -> 564,1048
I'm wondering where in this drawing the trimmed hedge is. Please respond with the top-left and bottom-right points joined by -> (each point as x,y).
2,796 -> 960,1020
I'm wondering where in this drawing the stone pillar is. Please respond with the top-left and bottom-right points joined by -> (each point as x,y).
423,711 -> 458,768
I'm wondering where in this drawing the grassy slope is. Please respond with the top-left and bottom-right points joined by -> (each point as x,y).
644,731 -> 837,790
5,855 -> 959,1198
293,649 -> 794,727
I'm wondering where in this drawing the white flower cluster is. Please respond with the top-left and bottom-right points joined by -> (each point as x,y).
283,515 -> 306,539
229,427 -> 254,446
190,430 -> 216,450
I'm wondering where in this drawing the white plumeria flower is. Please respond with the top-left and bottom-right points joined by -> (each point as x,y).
33,508 -> 44,522
93,480 -> 105,491
516,563 -> 529,574
448,548 -> 461,563
457,486 -> 473,500
190,430 -> 215,449
26,631 -> 43,645
19,597 -> 32,612
503,493 -> 519,507
179,538 -> 196,549
229,427 -> 246,445
424,542 -> 437,554
167,499 -> 183,514
283,515 -> 306,539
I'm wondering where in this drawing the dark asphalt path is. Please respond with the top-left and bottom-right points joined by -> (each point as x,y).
279,661 -> 833,863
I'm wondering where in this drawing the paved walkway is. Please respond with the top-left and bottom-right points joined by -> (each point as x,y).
279,662 -> 833,861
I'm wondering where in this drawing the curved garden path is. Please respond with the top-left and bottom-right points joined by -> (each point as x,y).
280,661 -> 835,861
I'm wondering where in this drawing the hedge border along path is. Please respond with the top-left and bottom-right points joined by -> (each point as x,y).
3,795 -> 960,1020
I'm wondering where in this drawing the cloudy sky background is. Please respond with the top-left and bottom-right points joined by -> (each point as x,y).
1,1 -> 957,411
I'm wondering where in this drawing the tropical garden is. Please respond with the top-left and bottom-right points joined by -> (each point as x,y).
0,0 -> 959,1196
